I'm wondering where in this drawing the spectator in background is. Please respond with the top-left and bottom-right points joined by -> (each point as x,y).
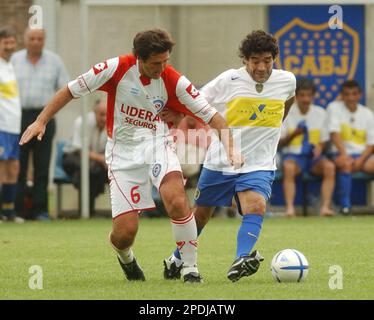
11,28 -> 69,220
0,26 -> 24,223
279,78 -> 335,217
62,99 -> 108,214
327,80 -> 374,215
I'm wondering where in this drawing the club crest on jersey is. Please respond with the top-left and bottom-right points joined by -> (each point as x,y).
152,99 -> 165,112
152,163 -> 162,177
93,61 -> 108,75
186,83 -> 200,99
255,83 -> 264,93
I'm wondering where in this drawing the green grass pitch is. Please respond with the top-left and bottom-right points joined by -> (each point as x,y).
0,216 -> 373,300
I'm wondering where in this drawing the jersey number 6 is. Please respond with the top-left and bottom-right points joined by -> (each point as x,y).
131,186 -> 141,204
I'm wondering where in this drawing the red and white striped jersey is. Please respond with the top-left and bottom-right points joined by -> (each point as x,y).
68,55 -> 216,143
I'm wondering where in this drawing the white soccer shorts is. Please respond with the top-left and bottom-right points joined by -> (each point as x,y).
107,137 -> 182,219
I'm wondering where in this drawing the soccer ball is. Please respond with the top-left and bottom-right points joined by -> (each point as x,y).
271,249 -> 309,283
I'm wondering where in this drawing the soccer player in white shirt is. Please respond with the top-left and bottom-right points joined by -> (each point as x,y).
163,30 -> 296,282
327,80 -> 374,215
0,26 -> 24,224
20,29 -> 243,283
279,78 -> 336,217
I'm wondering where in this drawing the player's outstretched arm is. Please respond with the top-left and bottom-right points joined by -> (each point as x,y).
19,86 -> 73,145
208,113 -> 244,169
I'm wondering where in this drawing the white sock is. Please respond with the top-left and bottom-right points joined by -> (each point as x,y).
108,232 -> 134,264
116,247 -> 134,264
171,212 -> 198,272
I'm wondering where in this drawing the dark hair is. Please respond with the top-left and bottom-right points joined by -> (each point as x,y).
132,28 -> 175,61
0,26 -> 16,40
341,80 -> 361,93
239,30 -> 279,60
296,78 -> 316,95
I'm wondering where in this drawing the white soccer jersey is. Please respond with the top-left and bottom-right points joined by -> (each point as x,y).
68,55 -> 217,217
68,55 -> 216,171
327,100 -> 374,155
201,67 -> 296,173
0,57 -> 21,134
281,104 -> 329,155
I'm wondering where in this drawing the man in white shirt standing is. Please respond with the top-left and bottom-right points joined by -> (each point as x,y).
63,99 -> 108,214
279,78 -> 336,217
0,26 -> 23,223
11,28 -> 69,221
327,80 -> 374,215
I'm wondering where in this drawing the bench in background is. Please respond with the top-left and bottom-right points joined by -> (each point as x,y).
273,170 -> 374,216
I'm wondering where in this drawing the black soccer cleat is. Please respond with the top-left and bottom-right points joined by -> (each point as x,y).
117,257 -> 145,281
163,258 -> 182,280
183,272 -> 203,283
227,250 -> 264,282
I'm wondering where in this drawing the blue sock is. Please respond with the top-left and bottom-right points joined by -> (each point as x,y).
337,172 -> 352,208
2,184 -> 17,218
173,227 -> 203,260
236,214 -> 263,258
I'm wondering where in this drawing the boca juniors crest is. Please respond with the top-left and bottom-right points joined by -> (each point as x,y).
269,5 -> 365,107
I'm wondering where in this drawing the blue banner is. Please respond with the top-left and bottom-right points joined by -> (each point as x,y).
269,5 -> 365,107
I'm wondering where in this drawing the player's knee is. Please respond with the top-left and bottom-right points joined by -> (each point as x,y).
363,163 -> 373,174
340,162 -> 352,172
111,231 -> 136,249
242,199 -> 266,215
4,161 -> 19,182
283,161 -> 296,176
111,224 -> 138,249
167,195 -> 189,218
324,161 -> 336,177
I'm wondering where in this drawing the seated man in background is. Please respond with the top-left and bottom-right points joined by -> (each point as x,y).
62,99 -> 108,214
327,80 -> 374,215
279,78 -> 335,217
